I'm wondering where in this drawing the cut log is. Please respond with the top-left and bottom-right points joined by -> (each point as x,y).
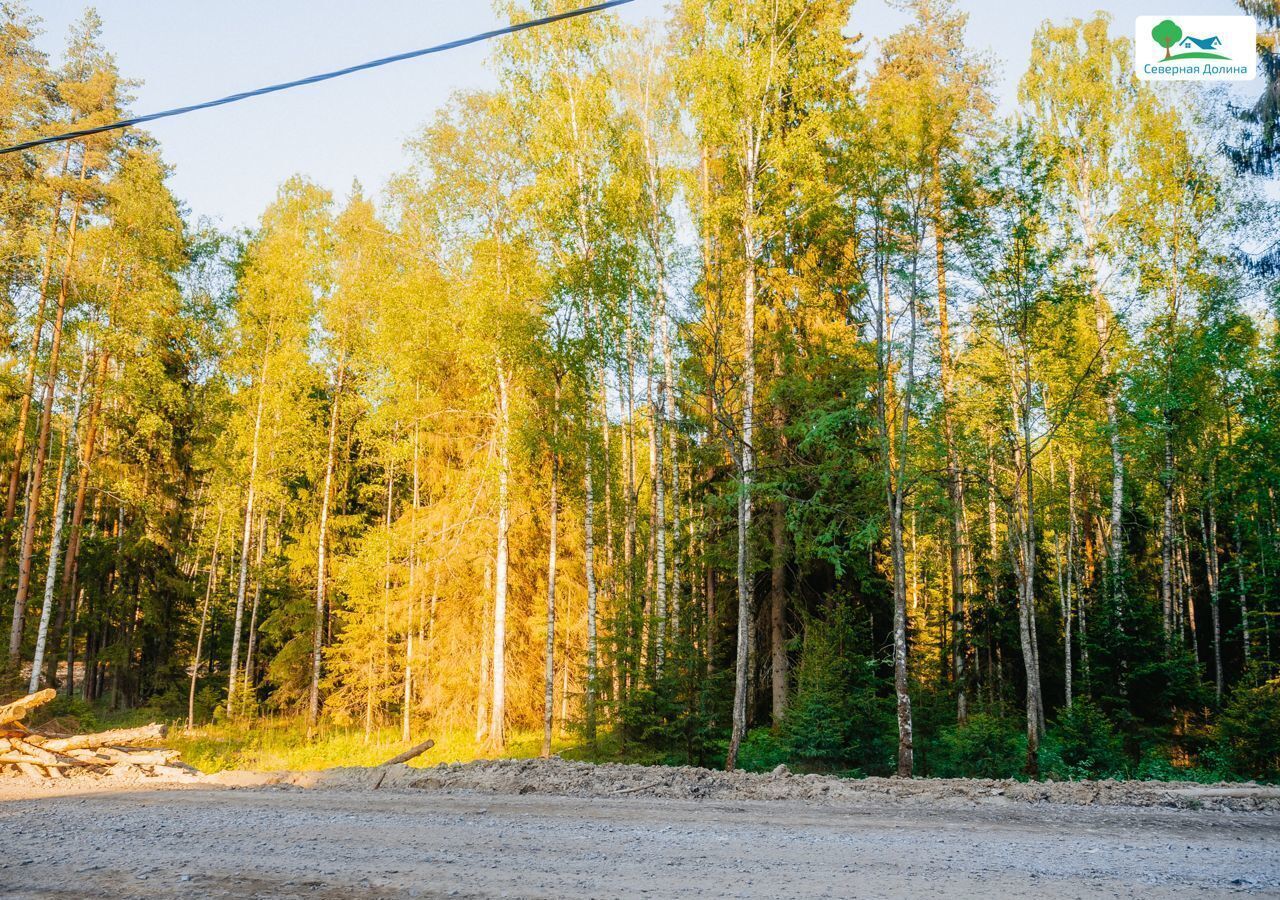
9,739 -> 61,766
379,740 -> 435,767
0,689 -> 56,726
39,723 -> 166,753
0,723 -> 31,741
69,748 -> 180,766
0,717 -> 192,780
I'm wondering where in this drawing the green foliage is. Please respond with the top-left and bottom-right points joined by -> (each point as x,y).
928,714 -> 1026,779
1041,700 -> 1128,780
28,695 -> 101,734
776,606 -> 895,775
1218,678 -> 1280,780
733,728 -> 790,773
615,662 -> 726,768
1133,746 -> 1231,783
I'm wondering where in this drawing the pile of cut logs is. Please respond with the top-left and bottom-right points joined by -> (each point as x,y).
0,689 -> 193,779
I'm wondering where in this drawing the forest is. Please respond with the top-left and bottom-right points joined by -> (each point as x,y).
2,0 -> 1279,782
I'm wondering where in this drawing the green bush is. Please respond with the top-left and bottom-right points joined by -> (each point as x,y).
1041,699 -> 1128,780
1218,678 -> 1280,781
735,728 -> 790,773
1133,746 -> 1231,783
778,606 -> 894,775
929,714 -> 1025,779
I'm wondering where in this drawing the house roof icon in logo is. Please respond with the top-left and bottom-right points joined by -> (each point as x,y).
1151,19 -> 1230,60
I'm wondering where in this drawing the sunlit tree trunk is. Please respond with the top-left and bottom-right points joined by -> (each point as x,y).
29,355 -> 89,691
47,322 -> 113,686
188,510 -> 224,729
308,354 -> 346,735
1065,457 -> 1078,707
2,143 -> 71,558
403,410 -> 420,743
475,560 -> 491,745
726,133 -> 759,772
624,305 -> 638,696
1009,352 -> 1043,775
542,376 -> 560,758
489,360 -> 511,751
228,345 -> 270,716
584,455 -> 598,745
243,512 -> 266,706
7,155 -> 89,669
888,294 -> 916,780
932,161 -> 968,725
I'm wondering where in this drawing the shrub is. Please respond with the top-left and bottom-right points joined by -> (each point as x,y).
779,605 -> 894,775
735,728 -> 789,773
929,714 -> 1025,779
1041,699 -> 1128,780
1218,677 -> 1280,781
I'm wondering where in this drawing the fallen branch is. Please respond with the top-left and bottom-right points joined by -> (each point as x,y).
612,780 -> 665,795
379,740 -> 435,767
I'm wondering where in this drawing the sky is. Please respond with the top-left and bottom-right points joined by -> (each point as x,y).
30,0 -> 1256,230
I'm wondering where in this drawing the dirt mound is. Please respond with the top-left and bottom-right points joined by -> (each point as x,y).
401,757 -> 1280,812
6,754 -> 1276,813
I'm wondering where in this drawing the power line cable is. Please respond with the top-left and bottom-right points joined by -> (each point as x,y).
0,0 -> 636,156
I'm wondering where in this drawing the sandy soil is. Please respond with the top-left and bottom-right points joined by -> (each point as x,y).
1,759 -> 1278,898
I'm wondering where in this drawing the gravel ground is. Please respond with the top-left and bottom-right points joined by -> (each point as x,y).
1,759 -> 1278,898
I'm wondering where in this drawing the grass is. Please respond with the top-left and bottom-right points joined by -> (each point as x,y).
162,717 -> 592,773
22,694 -> 667,773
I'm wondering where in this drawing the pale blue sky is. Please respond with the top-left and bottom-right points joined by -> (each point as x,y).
31,0 -> 1251,229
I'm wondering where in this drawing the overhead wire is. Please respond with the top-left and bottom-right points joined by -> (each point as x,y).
0,0 -> 636,156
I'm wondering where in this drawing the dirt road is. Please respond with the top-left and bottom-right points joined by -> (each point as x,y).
2,768 -> 1278,899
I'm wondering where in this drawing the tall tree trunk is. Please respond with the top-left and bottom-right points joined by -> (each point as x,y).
1233,518 -> 1250,668
892,259 -> 919,778
584,456 -> 598,746
1203,498 -> 1223,703
243,512 -> 266,706
29,355 -> 89,691
308,354 -> 345,735
1010,357 -> 1043,775
666,328 -> 682,646
931,155 -> 968,725
637,53 -> 671,676
542,377 -> 560,758
489,360 -> 511,750
651,330 -> 667,674
47,336 -> 112,687
1065,457 -> 1078,708
2,143 -> 71,554
770,498 -> 787,723
475,560 -> 491,744
624,305 -> 638,697
726,148 -> 758,772
769,346 -> 788,724
228,345 -> 269,716
188,511 -> 225,729
403,410 -> 420,743
7,157 -> 88,669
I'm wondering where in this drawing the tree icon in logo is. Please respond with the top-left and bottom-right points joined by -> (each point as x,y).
1151,19 -> 1182,59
